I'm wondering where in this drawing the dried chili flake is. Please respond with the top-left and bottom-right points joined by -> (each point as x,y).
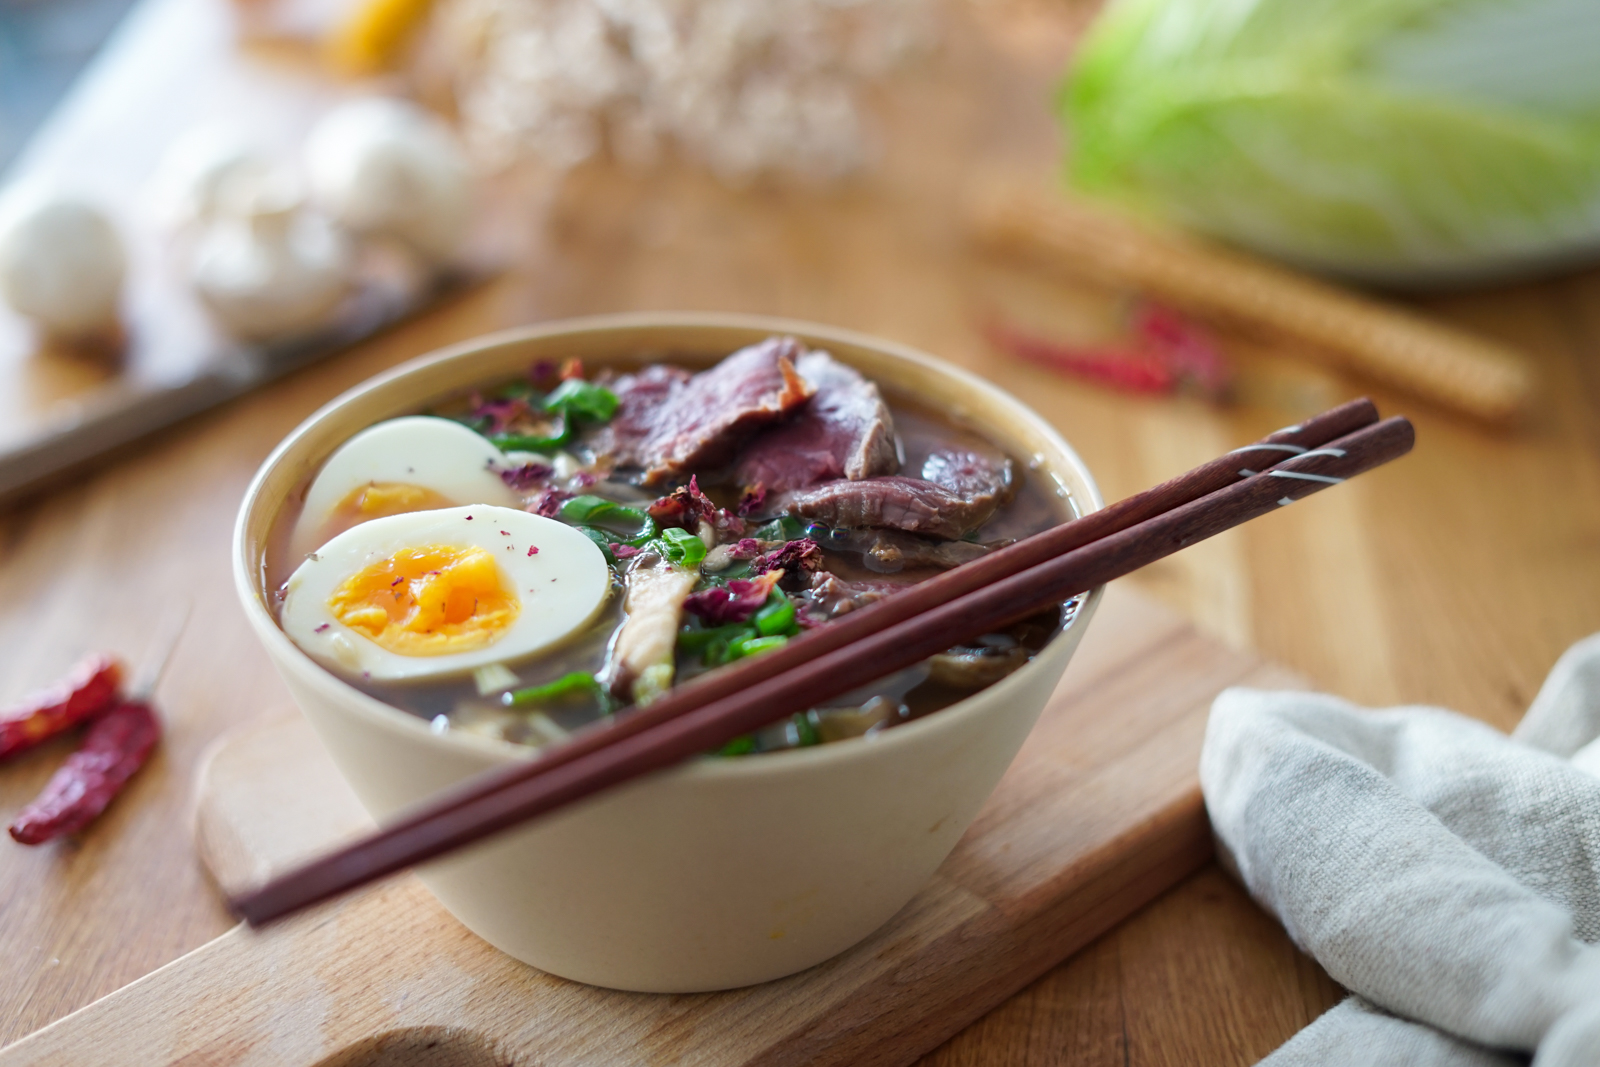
736,484 -> 768,517
468,395 -> 536,436
500,462 -> 554,490
9,700 -> 160,845
750,539 -> 823,588
648,477 -> 745,539
0,654 -> 123,761
683,572 -> 783,625
527,546 -> 540,556
532,488 -> 572,518
647,477 -> 716,530
611,543 -> 641,559
530,360 -> 560,390
727,538 -> 765,560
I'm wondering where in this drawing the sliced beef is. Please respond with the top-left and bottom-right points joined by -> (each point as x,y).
732,352 -> 898,492
920,449 -> 1015,502
778,479 -> 974,541
863,531 -> 997,571
589,337 -> 813,485
775,448 -> 1015,541
801,572 -> 905,620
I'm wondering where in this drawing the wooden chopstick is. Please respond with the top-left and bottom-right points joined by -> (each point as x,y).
972,184 -> 1535,424
233,405 -> 1409,926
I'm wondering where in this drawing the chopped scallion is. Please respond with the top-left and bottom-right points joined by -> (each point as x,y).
560,495 -> 653,541
543,379 -> 619,424
729,634 -> 787,660
503,672 -> 605,709
754,597 -> 797,637
716,735 -> 757,757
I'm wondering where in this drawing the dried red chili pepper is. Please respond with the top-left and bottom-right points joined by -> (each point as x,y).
9,699 -> 160,845
1132,303 -> 1231,398
984,320 -> 1176,394
985,302 -> 1232,401
0,654 -> 123,761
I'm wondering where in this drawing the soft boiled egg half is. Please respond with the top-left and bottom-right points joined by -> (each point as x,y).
290,416 -> 521,557
281,505 -> 611,682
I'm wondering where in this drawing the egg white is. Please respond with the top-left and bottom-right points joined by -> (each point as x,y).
281,505 -> 611,683
292,416 -> 521,556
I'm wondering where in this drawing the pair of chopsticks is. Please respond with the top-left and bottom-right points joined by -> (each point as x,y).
233,398 -> 1412,926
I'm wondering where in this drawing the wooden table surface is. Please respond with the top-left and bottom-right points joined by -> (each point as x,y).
4,0 -> 1599,1063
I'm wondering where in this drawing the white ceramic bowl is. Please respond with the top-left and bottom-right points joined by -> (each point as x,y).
234,313 -> 1104,992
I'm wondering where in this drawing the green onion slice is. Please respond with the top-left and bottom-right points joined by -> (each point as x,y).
543,379 -> 619,424
503,672 -> 605,709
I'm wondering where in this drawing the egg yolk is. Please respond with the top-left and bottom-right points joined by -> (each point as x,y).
341,482 -> 456,521
317,483 -> 457,547
327,544 -> 520,657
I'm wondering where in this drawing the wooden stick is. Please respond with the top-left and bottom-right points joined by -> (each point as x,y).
972,184 -> 1534,424
232,410 -> 1412,926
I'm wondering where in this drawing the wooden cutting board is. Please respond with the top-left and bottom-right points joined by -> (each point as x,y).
0,584 -> 1301,1067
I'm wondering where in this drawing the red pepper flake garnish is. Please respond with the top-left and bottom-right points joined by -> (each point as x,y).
611,543 -> 641,559
465,515 -> 474,520
749,539 -> 823,589
500,530 -> 511,536
468,395 -> 535,436
527,546 -> 539,556
0,654 -> 123,761
736,484 -> 768,517
9,699 -> 160,844
530,359 -> 559,390
532,488 -> 572,518
683,572 -> 784,625
727,538 -> 764,561
648,476 -> 745,539
390,577 -> 404,586
500,462 -> 554,490
314,623 -> 330,633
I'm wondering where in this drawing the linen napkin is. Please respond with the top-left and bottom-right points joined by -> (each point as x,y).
1200,633 -> 1600,1066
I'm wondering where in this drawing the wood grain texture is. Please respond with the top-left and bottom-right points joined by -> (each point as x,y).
2,585 -> 1300,1067
1,0 -> 1596,1062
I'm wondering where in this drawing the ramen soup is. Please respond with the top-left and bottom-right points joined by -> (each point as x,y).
268,336 -> 1081,755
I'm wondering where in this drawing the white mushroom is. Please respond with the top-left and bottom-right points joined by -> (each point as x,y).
0,189 -> 125,344
150,125 -> 277,231
304,97 -> 473,265
190,172 -> 351,341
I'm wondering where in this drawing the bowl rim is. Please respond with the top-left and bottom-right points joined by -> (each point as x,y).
232,311 -> 1106,782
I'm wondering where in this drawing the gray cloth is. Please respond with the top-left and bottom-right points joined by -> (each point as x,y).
1200,633 -> 1600,1066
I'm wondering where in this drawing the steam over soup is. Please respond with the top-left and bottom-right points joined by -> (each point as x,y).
268,337 -> 1082,754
